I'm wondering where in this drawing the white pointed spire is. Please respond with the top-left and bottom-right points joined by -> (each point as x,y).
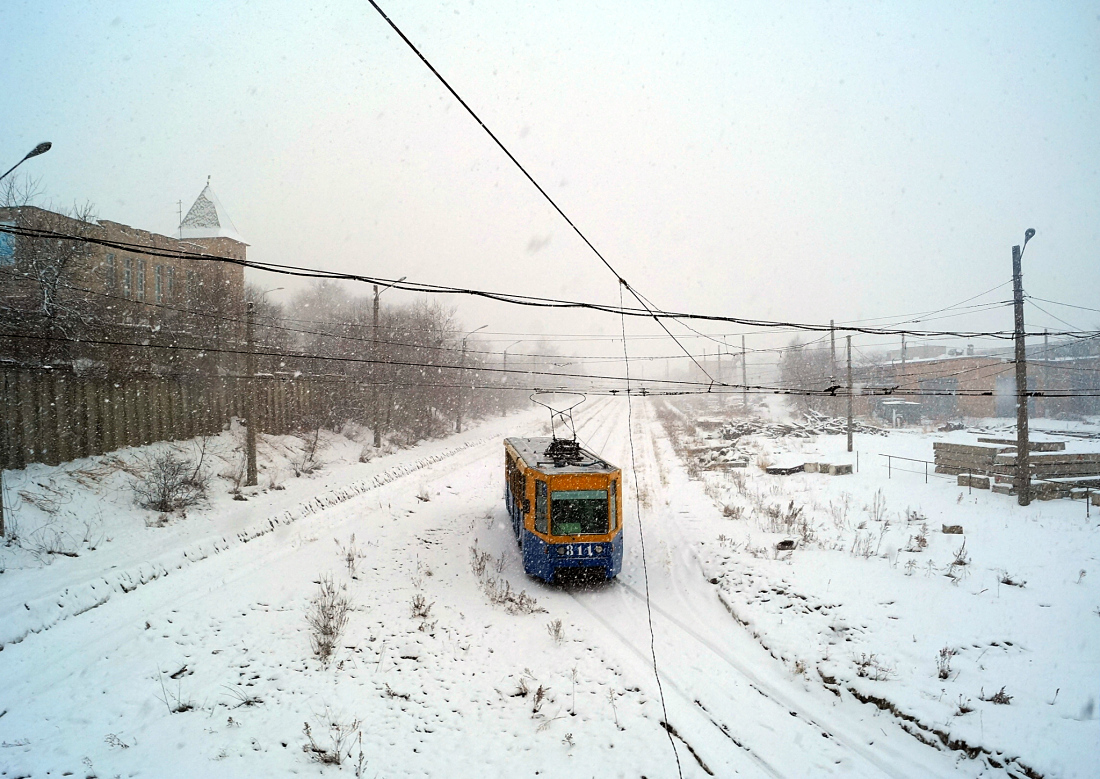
180,178 -> 244,242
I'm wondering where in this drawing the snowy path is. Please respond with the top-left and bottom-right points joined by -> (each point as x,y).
0,401 -> 1010,777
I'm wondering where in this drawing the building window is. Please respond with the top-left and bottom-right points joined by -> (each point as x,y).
0,221 -> 14,266
155,265 -> 164,303
136,259 -> 146,302
123,257 -> 133,298
104,253 -> 116,290
167,266 -> 175,300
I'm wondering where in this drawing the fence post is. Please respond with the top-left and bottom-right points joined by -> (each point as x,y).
925,460 -> 928,484
887,455 -> 891,479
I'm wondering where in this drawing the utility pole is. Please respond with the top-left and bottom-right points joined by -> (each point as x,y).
1,471 -> 5,540
372,285 -> 382,447
900,333 -> 906,370
457,325 -> 486,434
457,339 -> 469,433
741,335 -> 748,410
1013,230 -> 1036,506
846,335 -> 853,453
245,301 -> 257,487
830,319 -> 837,416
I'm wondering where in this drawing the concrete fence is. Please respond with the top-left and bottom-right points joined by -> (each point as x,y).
0,366 -> 350,470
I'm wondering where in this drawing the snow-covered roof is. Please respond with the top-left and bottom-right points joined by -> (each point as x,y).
179,179 -> 244,242
505,437 -> 619,474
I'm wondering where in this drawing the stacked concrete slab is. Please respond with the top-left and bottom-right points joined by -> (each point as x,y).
934,439 -> 1100,500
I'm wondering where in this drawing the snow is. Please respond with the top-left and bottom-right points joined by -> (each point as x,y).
0,399 -> 1096,777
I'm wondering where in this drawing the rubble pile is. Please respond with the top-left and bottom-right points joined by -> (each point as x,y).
719,410 -> 886,441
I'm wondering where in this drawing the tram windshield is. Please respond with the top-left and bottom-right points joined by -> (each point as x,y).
550,489 -> 609,535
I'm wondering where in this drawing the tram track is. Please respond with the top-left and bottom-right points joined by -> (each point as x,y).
560,397 -> 962,779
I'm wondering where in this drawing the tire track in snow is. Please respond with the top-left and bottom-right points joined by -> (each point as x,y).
0,436 -> 497,651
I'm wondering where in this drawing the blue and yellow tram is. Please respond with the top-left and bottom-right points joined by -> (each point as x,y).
504,437 -> 623,582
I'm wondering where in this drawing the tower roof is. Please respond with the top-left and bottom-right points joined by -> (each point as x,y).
180,178 -> 244,242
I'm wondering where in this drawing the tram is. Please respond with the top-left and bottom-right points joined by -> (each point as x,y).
504,436 -> 623,583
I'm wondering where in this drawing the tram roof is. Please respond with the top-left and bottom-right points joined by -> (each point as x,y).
505,437 -> 619,474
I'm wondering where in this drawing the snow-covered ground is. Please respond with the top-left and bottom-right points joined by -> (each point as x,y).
0,399 -> 1095,777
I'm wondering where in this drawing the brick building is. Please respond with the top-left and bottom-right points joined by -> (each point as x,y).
0,181 -> 246,372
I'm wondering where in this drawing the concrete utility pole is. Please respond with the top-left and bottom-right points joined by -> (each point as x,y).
741,335 -> 748,410
457,325 -> 487,433
372,284 -> 381,447
245,301 -> 257,487
846,335 -> 853,453
900,333 -> 906,370
1,471 -> 5,539
830,319 -> 837,416
1013,229 -> 1037,506
371,277 -> 405,447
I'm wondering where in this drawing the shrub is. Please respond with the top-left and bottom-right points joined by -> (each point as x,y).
133,451 -> 207,513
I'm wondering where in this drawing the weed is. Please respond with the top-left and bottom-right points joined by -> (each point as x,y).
411,593 -> 434,620
979,686 -> 1013,705
998,571 -> 1026,588
955,695 -> 973,716
306,575 -> 352,665
532,684 -> 549,714
563,732 -> 575,749
156,669 -> 195,714
302,712 -> 360,766
608,688 -> 623,730
722,504 -> 745,520
796,516 -> 817,545
866,489 -> 887,524
936,647 -> 956,680
292,428 -> 324,476
854,653 -> 894,681
103,733 -> 130,749
906,523 -> 929,553
336,535 -> 363,578
222,685 -> 264,708
946,541 -> 971,582
547,618 -> 565,644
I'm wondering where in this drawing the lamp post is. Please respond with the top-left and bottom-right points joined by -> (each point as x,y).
372,277 -> 405,447
457,324 -> 487,433
0,142 -> 52,182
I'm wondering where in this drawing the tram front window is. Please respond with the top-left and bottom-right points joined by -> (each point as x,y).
550,489 -> 609,535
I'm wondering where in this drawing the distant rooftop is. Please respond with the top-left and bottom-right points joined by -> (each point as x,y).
180,178 -> 245,243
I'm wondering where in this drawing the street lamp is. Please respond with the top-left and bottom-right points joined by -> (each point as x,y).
0,142 -> 52,182
372,276 -> 406,447
456,324 -> 487,433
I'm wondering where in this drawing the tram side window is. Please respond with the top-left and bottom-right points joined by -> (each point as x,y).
535,480 -> 548,534
609,481 -> 617,531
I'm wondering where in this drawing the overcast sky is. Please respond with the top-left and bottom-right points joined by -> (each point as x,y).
3,0 -> 1098,382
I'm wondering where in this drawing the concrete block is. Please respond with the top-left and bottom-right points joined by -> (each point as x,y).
957,474 -> 990,490
828,464 -> 853,475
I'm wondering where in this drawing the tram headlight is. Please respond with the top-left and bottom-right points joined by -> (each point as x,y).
594,545 -> 603,554
556,547 -> 566,556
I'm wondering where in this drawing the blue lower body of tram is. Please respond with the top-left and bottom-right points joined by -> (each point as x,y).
506,487 -> 623,582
